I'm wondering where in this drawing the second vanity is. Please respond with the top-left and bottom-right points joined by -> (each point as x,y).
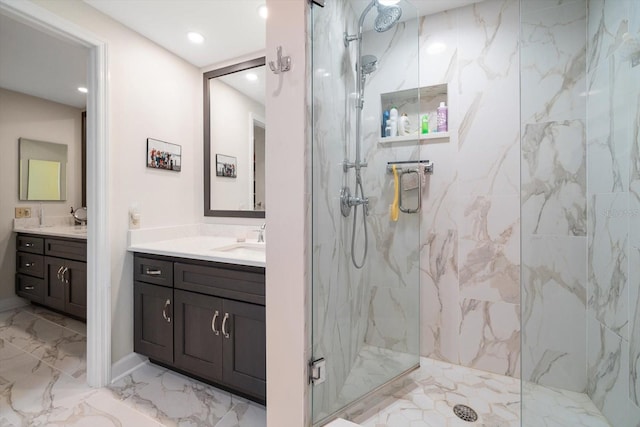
128,226 -> 266,404
14,222 -> 88,320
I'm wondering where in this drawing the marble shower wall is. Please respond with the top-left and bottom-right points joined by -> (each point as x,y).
319,0 -> 522,378
410,0 -> 521,377
520,0 -> 589,393
585,0 -> 640,425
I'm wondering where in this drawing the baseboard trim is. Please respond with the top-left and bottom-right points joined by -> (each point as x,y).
0,296 -> 28,313
110,352 -> 148,384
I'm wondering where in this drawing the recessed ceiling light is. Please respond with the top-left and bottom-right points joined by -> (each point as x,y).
246,73 -> 258,82
77,87 -> 88,93
258,4 -> 268,19
187,32 -> 204,44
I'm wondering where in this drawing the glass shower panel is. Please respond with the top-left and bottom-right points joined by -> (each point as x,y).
311,0 -> 420,424
521,0 -> 640,425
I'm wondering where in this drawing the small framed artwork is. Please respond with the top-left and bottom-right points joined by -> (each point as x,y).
216,154 -> 237,178
147,138 -> 181,171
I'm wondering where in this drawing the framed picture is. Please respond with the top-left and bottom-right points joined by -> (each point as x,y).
216,154 -> 237,178
147,138 -> 181,171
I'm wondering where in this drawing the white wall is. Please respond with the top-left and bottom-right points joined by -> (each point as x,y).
265,0 -> 309,426
0,88 -> 83,300
209,79 -> 264,210
30,0 -> 202,363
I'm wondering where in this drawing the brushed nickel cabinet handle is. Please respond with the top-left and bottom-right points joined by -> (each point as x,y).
24,243 -> 33,248
63,267 -> 69,284
57,266 -> 64,281
24,262 -> 34,267
145,268 -> 162,276
24,286 -> 35,290
211,310 -> 220,335
221,313 -> 230,339
162,299 -> 171,323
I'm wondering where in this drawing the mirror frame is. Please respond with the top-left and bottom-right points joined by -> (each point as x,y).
204,56 -> 266,218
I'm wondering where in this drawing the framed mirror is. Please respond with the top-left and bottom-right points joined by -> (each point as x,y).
204,57 -> 266,218
19,137 -> 68,201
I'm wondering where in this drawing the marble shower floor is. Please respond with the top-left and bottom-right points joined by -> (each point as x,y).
344,357 -> 610,427
0,305 -> 266,427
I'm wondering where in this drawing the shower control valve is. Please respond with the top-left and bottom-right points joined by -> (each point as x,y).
340,186 -> 370,217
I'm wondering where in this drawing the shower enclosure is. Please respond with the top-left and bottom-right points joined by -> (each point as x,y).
310,0 -> 638,425
311,0 -> 421,423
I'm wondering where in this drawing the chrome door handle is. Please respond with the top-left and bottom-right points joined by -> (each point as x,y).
24,286 -> 35,290
56,266 -> 65,281
221,313 -> 230,339
145,268 -> 162,276
162,299 -> 171,323
211,310 -> 220,335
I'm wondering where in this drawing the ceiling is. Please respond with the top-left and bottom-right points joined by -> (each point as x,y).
83,0 -> 267,69
0,13 -> 88,109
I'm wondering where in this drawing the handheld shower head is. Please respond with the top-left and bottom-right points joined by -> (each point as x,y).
359,55 -> 378,75
374,1 -> 402,33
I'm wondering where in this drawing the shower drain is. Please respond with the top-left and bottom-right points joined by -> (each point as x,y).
453,404 -> 479,422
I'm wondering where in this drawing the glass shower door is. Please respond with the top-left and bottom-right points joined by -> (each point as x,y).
311,0 -> 421,424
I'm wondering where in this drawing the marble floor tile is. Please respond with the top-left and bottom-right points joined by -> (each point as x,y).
108,362 -> 237,427
0,306 -> 266,427
0,308 -> 86,379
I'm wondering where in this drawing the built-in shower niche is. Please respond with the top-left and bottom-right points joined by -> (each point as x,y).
379,83 -> 449,144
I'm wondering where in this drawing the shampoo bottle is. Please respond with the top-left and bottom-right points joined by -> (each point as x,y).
399,113 -> 410,135
421,114 -> 430,134
437,101 -> 448,132
389,107 -> 398,137
382,110 -> 390,137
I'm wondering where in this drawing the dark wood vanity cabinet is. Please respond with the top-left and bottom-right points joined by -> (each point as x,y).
44,257 -> 87,319
133,253 -> 266,404
134,282 -> 174,364
16,234 -> 87,320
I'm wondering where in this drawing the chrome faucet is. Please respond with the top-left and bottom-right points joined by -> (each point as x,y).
257,223 -> 266,243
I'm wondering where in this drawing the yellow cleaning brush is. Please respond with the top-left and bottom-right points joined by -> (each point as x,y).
391,165 -> 399,222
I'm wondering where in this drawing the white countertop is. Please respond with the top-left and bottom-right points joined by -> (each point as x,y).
128,234 -> 265,268
13,224 -> 87,240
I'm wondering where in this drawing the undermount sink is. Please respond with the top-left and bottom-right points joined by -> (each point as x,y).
213,242 -> 265,256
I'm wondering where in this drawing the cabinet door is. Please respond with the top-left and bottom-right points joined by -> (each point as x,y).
134,282 -> 173,364
44,257 -> 66,311
64,259 -> 87,320
174,290 -> 223,382
222,299 -> 266,401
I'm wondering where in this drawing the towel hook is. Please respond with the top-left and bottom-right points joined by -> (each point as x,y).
269,46 -> 291,74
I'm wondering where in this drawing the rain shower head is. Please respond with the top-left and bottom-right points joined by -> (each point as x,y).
360,55 -> 378,75
374,1 -> 402,33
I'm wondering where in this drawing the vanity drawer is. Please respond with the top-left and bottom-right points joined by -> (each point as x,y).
174,262 -> 265,305
45,238 -> 87,262
16,252 -> 44,278
15,274 -> 44,303
134,255 -> 174,287
16,235 -> 44,254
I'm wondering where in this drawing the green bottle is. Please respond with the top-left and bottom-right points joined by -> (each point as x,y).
421,114 -> 430,134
